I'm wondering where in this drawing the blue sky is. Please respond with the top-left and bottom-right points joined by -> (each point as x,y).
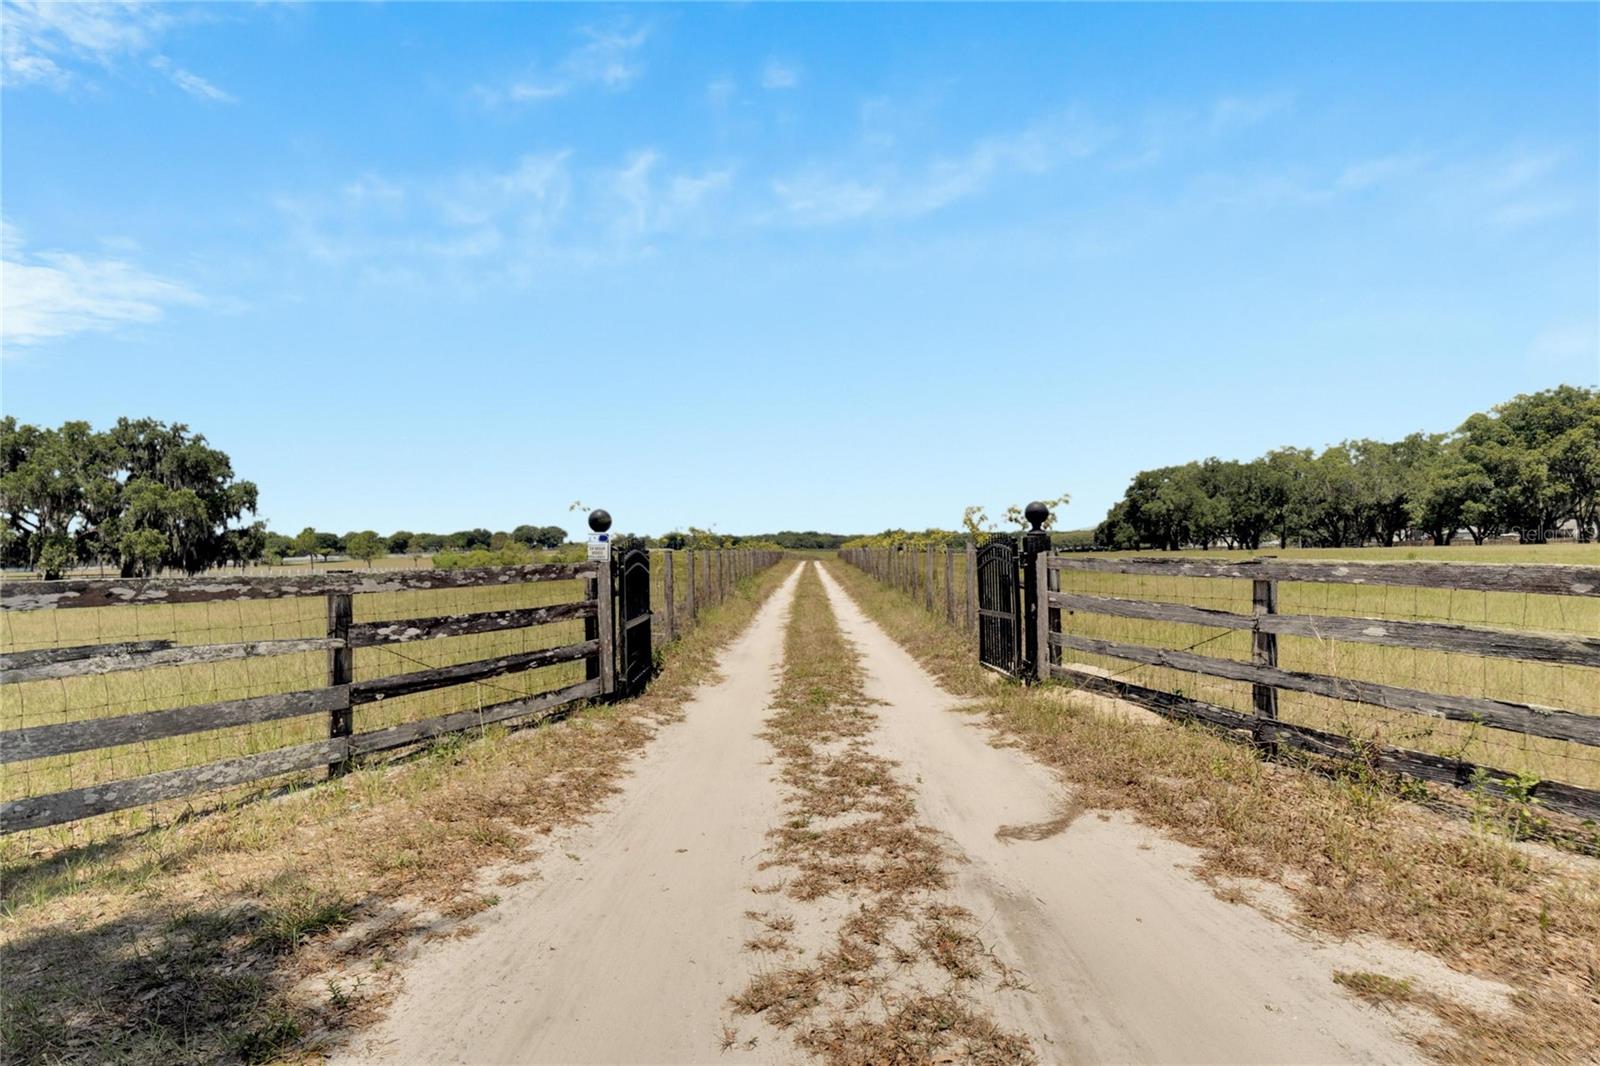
3,2 -> 1597,538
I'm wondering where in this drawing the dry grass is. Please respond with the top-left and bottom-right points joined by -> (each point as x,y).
825,558 -> 1600,1065
731,563 -> 1033,1065
0,560 -> 798,1066
1334,970 -> 1417,1006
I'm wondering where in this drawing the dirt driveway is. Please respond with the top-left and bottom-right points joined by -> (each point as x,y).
337,561 -> 1420,1065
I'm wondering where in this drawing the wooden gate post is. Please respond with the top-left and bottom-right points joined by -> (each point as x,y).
1045,554 -> 1060,675
662,550 -> 676,643
1252,575 -> 1280,752
1034,556 -> 1052,684
327,592 -> 353,776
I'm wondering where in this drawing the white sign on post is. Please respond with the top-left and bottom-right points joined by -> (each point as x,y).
586,532 -> 611,561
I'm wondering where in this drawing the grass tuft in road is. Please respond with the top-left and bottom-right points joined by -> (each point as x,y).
731,563 -> 1034,1064
824,558 -> 1600,1065
0,561 -> 799,1066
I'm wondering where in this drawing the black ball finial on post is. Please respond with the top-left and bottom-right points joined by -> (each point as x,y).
1024,501 -> 1050,531
588,508 -> 612,533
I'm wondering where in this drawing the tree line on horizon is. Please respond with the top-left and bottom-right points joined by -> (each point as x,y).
264,527 -> 850,567
0,418 -> 854,578
1093,386 -> 1599,551
8,390 -> 1595,579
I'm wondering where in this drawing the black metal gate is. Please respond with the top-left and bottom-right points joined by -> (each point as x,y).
614,547 -> 653,696
976,539 -> 1021,678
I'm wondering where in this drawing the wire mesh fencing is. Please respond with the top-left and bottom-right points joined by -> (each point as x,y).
839,545 -> 1600,821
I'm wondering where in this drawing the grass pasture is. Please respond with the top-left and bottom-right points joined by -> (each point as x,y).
867,540 -> 1600,794
0,573 -> 592,852
1054,563 -> 1600,792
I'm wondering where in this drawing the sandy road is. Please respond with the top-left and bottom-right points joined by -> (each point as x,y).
813,563 -> 1419,1065
339,560 -> 1421,1064
337,565 -> 804,1065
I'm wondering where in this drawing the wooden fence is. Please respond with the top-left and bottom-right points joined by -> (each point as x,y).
0,548 -> 781,835
841,547 -> 1600,822
840,544 -> 982,634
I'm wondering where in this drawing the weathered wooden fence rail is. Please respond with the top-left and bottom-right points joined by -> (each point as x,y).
840,543 -> 1600,822
839,543 -> 981,635
1,546 -> 782,835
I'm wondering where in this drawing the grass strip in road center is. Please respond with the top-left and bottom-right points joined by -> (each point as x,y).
730,563 -> 1035,1064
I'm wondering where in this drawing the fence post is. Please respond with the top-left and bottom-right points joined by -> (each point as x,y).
944,547 -> 956,623
326,592 -> 353,776
925,548 -> 935,612
596,549 -> 616,696
964,541 -> 978,634
1252,575 -> 1279,751
1019,502 -> 1051,682
1034,553 -> 1052,683
1046,552 -> 1060,675
663,550 -> 676,644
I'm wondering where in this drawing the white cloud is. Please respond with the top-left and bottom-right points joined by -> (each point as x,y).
1,0 -> 162,85
280,152 -> 574,266
1474,152 -> 1574,230
1335,153 -> 1429,192
569,25 -> 647,89
1485,150 -> 1562,194
771,108 -> 1106,226
1489,197 -> 1573,229
770,175 -> 886,226
605,152 -> 731,242
1,220 -> 202,348
1209,91 -> 1294,134
279,146 -> 733,283
1189,144 -> 1579,233
761,59 -> 799,90
706,77 -> 736,108
476,21 -> 649,106
2,1 -> 233,101
149,54 -> 234,103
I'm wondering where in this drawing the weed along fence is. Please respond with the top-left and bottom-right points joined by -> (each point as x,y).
841,512 -> 1600,824
0,522 -> 782,839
